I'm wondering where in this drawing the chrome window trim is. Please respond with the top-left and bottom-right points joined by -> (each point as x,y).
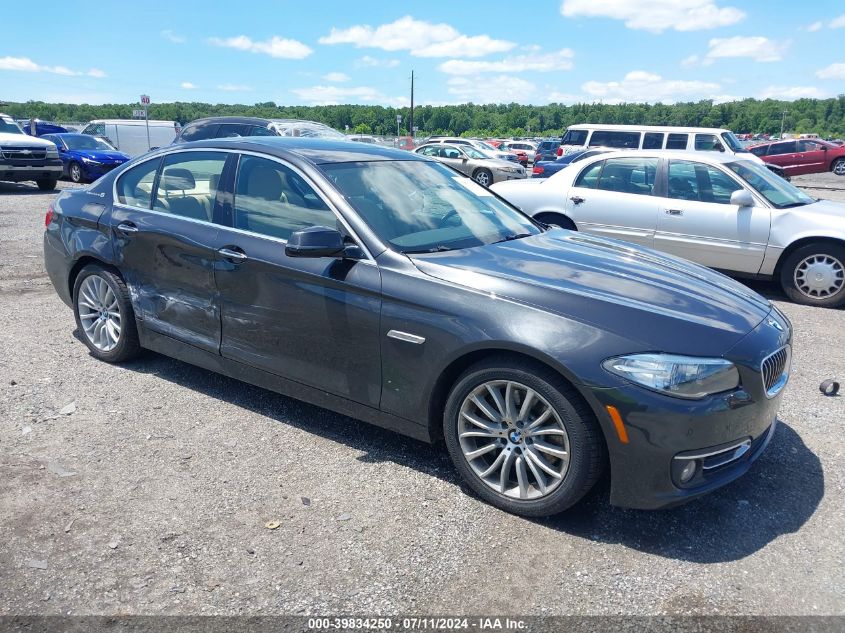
111,146 -> 375,263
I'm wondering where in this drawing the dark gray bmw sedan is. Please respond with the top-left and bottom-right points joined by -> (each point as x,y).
43,138 -> 791,516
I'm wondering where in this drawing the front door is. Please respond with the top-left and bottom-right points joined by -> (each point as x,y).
213,154 -> 383,407
655,159 -> 770,274
793,140 -> 829,175
563,156 -> 659,248
109,151 -> 230,352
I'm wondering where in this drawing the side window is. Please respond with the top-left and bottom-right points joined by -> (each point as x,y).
217,123 -> 249,138
152,152 -> 227,221
180,124 -> 220,142
642,132 -> 664,149
596,158 -> 657,196
233,155 -> 335,241
249,125 -> 277,137
82,123 -> 106,137
589,131 -> 641,149
116,158 -> 160,208
668,160 -> 743,204
419,146 -> 438,156
574,161 -> 604,189
797,140 -> 821,152
442,147 -> 461,159
666,133 -> 688,150
749,145 -> 769,157
769,141 -> 796,156
694,134 -> 724,152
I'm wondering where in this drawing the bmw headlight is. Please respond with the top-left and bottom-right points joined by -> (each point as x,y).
81,157 -> 99,165
602,354 -> 740,399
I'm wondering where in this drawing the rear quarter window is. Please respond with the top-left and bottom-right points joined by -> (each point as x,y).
574,160 -> 604,189
589,130 -> 641,149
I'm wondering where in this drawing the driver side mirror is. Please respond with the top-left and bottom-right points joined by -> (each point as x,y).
730,190 -> 754,207
285,226 -> 346,258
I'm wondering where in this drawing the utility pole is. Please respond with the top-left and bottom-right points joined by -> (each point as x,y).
409,70 -> 415,138
780,109 -> 788,138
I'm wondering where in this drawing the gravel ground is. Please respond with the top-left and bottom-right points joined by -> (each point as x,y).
0,176 -> 843,617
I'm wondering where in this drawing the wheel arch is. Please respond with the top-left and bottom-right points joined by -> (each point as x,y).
533,211 -> 577,230
68,256 -> 122,300
773,236 -> 845,279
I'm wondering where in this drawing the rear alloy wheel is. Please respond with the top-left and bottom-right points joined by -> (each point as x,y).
444,359 -> 604,516
832,158 -> 845,177
73,265 -> 141,362
780,243 -> 845,308
473,169 -> 493,187
69,161 -> 84,183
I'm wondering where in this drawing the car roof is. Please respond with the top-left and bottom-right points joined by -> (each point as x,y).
580,149 -> 750,165
182,136 -> 426,164
185,116 -> 271,126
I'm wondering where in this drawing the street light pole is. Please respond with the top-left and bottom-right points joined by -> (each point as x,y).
780,109 -> 788,138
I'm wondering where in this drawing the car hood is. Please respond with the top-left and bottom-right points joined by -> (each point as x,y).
410,230 -> 772,356
68,150 -> 130,161
0,132 -> 56,147
798,199 -> 845,222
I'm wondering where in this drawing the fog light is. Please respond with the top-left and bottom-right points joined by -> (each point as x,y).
679,460 -> 698,484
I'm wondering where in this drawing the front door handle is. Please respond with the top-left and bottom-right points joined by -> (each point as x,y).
218,247 -> 247,261
116,222 -> 138,234
570,195 -> 585,205
665,209 -> 683,216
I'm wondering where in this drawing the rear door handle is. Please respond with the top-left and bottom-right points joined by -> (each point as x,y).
116,222 -> 138,234
665,209 -> 683,216
570,196 -> 585,205
218,247 -> 247,261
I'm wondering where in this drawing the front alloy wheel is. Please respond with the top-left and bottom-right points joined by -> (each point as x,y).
444,359 -> 605,516
69,162 -> 84,183
473,169 -> 493,187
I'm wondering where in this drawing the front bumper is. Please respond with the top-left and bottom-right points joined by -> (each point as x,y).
585,309 -> 791,510
1,159 -> 63,182
82,161 -> 126,180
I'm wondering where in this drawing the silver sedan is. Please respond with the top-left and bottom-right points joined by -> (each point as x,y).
415,143 -> 526,187
491,150 -> 845,308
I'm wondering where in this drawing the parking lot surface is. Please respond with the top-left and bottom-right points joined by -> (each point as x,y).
1,177 -> 843,616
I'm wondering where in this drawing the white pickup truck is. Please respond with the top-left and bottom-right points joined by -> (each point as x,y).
1,113 -> 63,190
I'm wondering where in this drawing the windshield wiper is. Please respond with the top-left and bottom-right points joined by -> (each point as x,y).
402,245 -> 453,254
492,233 -> 532,244
778,201 -> 811,209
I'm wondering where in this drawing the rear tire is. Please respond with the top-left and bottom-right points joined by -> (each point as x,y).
443,357 -> 605,517
36,179 -> 58,191
779,242 -> 845,308
72,264 -> 141,363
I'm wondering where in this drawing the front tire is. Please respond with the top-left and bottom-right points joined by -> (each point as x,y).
780,243 -> 845,308
832,158 -> 845,177
73,265 -> 141,362
444,358 -> 605,517
68,161 -> 84,183
36,178 -> 58,191
473,168 -> 493,188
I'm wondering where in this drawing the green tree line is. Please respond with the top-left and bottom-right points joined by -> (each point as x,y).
3,97 -> 845,138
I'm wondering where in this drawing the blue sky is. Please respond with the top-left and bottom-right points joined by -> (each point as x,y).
2,0 -> 844,106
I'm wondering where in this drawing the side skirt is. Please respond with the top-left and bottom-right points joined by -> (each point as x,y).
138,326 -> 432,443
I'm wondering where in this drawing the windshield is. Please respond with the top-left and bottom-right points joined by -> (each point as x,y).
727,161 -> 816,209
0,117 -> 24,135
321,160 -> 540,253
63,134 -> 116,151
476,141 -> 497,152
721,132 -> 748,153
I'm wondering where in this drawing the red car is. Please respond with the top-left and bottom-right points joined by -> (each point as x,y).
749,138 -> 845,176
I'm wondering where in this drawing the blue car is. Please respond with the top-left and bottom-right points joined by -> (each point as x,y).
531,149 -> 610,178
42,133 -> 131,183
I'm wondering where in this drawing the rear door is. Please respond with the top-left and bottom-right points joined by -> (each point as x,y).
655,159 -> 770,273
563,156 -> 659,248
109,150 -> 230,352
763,141 -> 799,174
212,153 -> 382,407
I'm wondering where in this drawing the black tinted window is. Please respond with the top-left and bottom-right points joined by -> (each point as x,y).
797,140 -> 822,152
642,132 -> 664,149
596,158 -> 657,195
180,123 -> 220,142
666,133 -> 688,150
769,141 -> 797,155
694,134 -> 724,151
249,125 -> 277,137
589,130 -> 641,149
217,123 -> 249,138
749,145 -> 768,157
234,156 -> 335,241
574,161 -> 603,189
562,129 -> 588,145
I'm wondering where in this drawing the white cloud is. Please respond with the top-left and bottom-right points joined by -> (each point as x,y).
322,72 -> 350,82
816,62 -> 845,80
446,75 -> 536,104
560,0 -> 744,32
438,49 -> 574,75
705,36 -> 789,62
831,14 -> 845,29
581,70 -> 721,103
319,16 -> 515,58
209,35 -> 312,59
759,85 -> 827,100
180,82 -> 198,89
355,56 -> 400,68
217,83 -> 253,92
802,21 -> 824,32
0,55 -> 105,77
161,29 -> 186,44
291,84 -> 407,106
681,54 -> 701,67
